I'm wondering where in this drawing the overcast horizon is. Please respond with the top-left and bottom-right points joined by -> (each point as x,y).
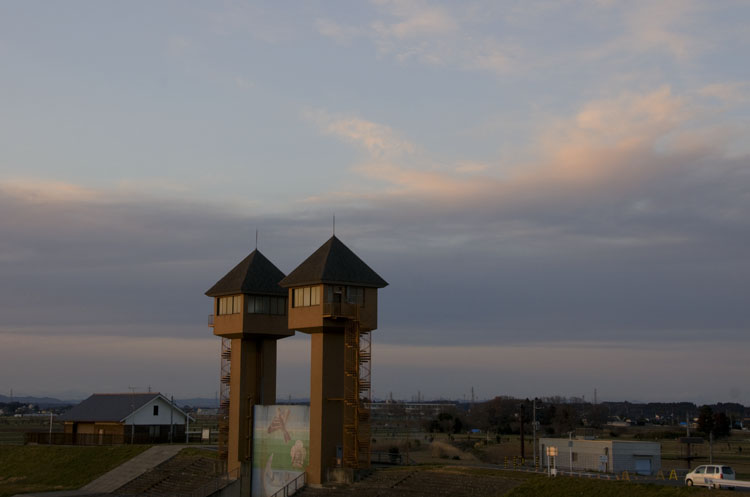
2,1 -> 749,406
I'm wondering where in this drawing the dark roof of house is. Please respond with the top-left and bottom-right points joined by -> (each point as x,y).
279,236 -> 388,288
58,393 -> 160,422
205,249 -> 286,297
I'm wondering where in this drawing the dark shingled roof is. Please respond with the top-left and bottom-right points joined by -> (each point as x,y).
279,236 -> 388,288
205,249 -> 286,297
58,393 -> 159,422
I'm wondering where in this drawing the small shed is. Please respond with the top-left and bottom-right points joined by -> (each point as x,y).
59,393 -> 190,444
540,438 -> 661,475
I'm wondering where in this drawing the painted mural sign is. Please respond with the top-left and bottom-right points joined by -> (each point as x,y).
252,405 -> 310,497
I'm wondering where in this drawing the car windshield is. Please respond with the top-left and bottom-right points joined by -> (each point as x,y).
722,467 -> 734,474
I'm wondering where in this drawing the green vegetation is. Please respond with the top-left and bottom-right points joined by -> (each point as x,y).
0,417 -> 64,445
178,446 -> 220,459
506,474 -> 728,497
0,445 -> 150,497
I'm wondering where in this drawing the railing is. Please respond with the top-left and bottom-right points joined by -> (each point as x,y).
706,477 -> 750,489
322,302 -> 358,318
24,431 -> 184,445
26,432 -> 127,446
208,314 -> 215,326
188,467 -> 240,497
269,472 -> 306,497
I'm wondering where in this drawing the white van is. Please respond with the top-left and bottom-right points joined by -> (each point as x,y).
685,465 -> 736,488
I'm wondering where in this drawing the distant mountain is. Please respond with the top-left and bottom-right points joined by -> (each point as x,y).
0,395 -> 77,408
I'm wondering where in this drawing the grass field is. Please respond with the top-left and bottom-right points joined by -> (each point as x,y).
504,473 -> 728,497
372,428 -> 750,479
376,466 -> 734,497
0,417 -> 64,445
0,444 -> 150,497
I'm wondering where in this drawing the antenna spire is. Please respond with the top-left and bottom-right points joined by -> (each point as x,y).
333,214 -> 335,236
255,229 -> 258,250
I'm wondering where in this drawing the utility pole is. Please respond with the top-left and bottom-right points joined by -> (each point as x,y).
520,403 -> 525,459
533,399 -> 538,470
568,431 -> 573,473
128,386 -> 136,444
169,395 -> 175,444
49,411 -> 53,445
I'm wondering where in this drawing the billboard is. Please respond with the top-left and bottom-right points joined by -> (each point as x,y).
252,405 -> 309,497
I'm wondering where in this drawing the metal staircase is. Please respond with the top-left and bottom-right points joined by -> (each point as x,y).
343,319 -> 372,469
218,337 -> 231,466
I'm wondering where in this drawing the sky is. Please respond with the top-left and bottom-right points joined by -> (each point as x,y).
1,1 -> 749,405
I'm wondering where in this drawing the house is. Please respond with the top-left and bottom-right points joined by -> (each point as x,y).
540,438 -> 661,476
58,393 -> 190,444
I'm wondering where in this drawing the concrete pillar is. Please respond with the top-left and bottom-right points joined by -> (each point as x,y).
308,332 -> 345,484
228,338 -> 279,476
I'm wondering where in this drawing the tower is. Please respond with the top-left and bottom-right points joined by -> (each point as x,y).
280,236 -> 387,484
206,249 -> 293,479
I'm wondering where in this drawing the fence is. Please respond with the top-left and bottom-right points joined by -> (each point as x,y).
269,472 -> 306,497
24,431 -> 182,446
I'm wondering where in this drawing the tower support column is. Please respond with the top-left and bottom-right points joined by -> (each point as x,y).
308,331 -> 345,484
227,337 -> 279,477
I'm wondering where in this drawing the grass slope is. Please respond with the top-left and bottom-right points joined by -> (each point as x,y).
0,445 -> 150,497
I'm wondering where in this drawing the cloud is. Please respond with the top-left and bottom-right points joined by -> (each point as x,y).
696,82 -> 750,105
165,36 -> 193,57
301,88 -> 750,348
316,2 -> 743,79
314,18 -> 363,45
233,76 -> 254,90
3,85 -> 749,403
621,0 -> 701,60
1,179 -> 103,204
580,0 -> 709,63
370,0 -> 458,39
304,109 -> 416,158
318,86 -> 742,207
316,1 -> 516,75
455,161 -> 489,174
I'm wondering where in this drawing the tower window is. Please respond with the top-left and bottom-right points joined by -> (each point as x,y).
346,286 -> 364,306
247,295 -> 287,315
292,286 -> 320,307
217,295 -> 242,315
325,286 -> 364,306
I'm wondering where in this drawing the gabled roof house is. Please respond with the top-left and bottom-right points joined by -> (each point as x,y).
59,393 -> 190,444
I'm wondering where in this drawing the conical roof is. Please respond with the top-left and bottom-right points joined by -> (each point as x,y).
279,236 -> 387,288
205,249 -> 286,297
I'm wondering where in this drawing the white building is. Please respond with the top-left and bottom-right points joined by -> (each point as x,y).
540,438 -> 661,476
59,393 -> 191,444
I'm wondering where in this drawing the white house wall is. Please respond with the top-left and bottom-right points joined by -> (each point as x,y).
611,441 -> 661,475
540,438 -> 660,475
540,439 -> 613,473
125,397 -> 186,426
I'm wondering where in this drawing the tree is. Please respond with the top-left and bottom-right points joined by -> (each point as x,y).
697,405 -> 714,435
552,404 -> 578,435
713,412 -> 731,439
